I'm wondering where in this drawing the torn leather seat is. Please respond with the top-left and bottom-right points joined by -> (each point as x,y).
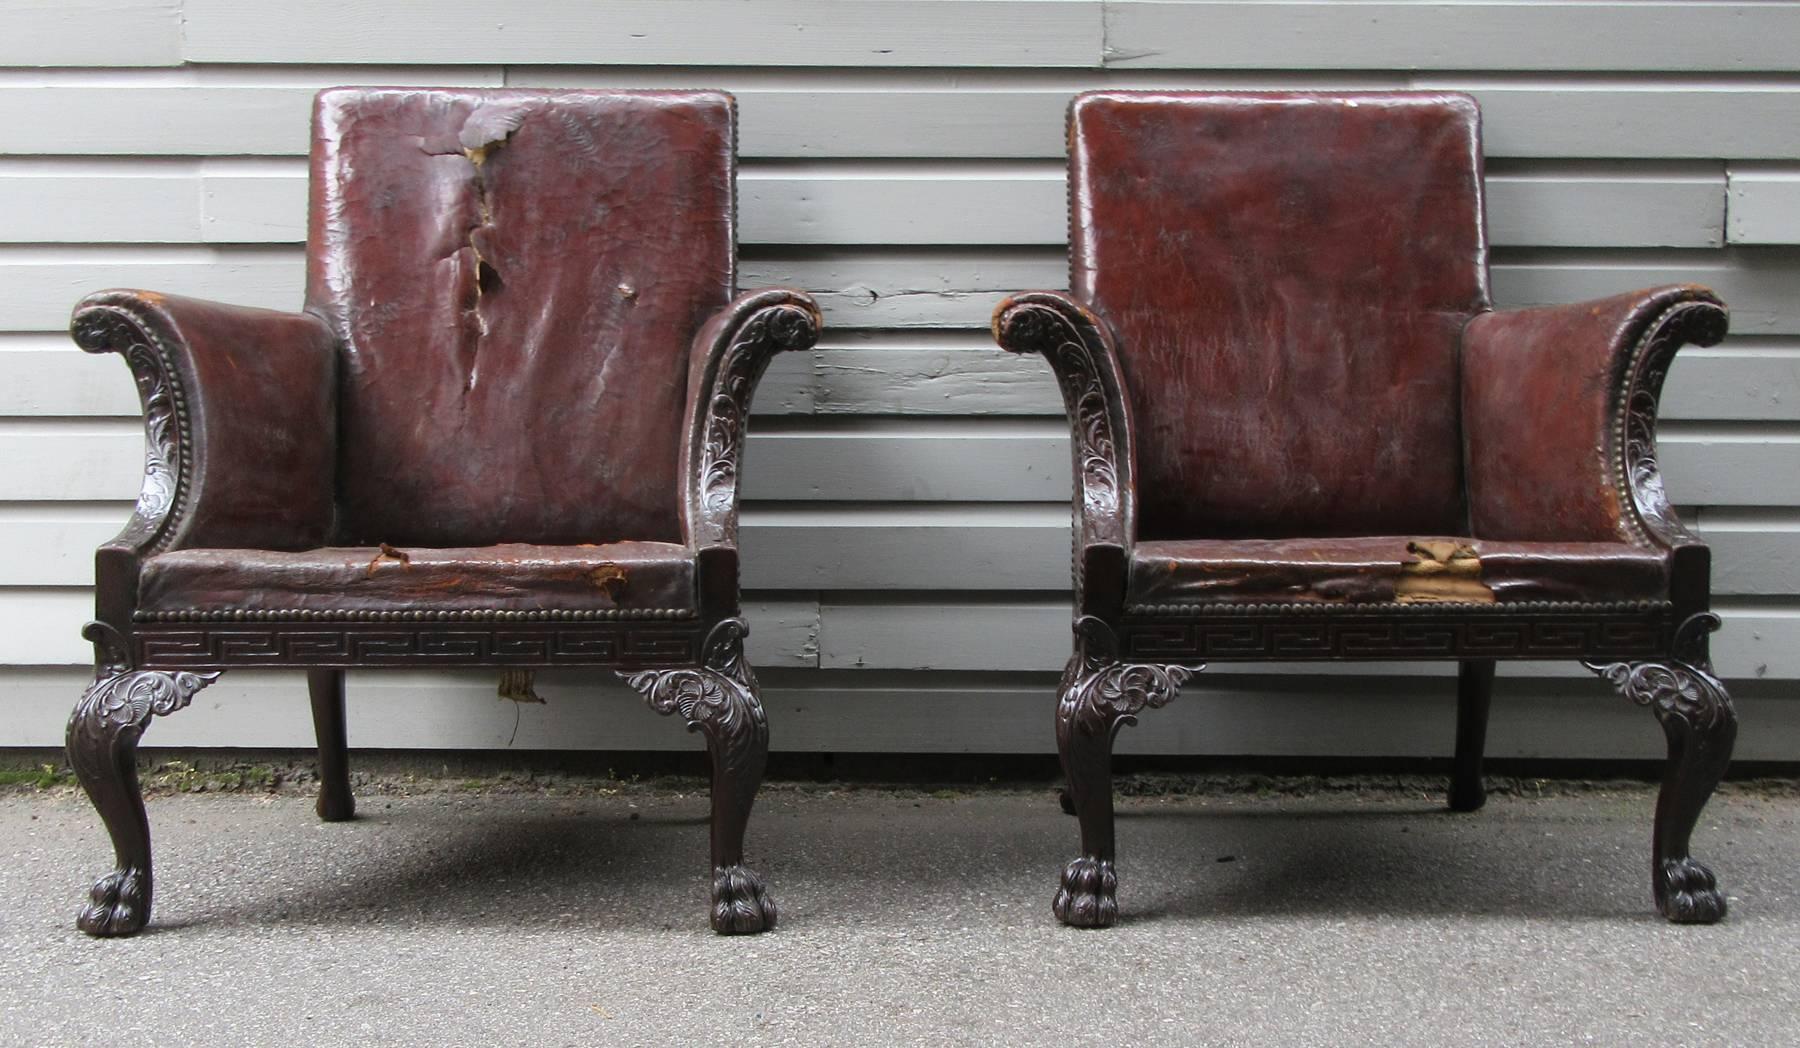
1127,537 -> 1671,609
994,90 -> 1737,929
63,88 -> 819,938
138,542 -> 697,617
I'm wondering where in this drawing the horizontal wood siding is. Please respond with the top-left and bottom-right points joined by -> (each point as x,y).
1,0 -> 1794,760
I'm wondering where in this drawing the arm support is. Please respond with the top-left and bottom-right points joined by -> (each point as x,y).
679,288 -> 822,608
1462,285 -> 1727,561
73,290 -> 339,571
992,291 -> 1136,616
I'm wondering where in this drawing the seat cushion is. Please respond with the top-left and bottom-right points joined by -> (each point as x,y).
1127,537 -> 1670,609
140,542 -> 695,616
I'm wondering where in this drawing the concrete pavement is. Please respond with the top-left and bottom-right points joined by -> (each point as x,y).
2,777 -> 1796,1046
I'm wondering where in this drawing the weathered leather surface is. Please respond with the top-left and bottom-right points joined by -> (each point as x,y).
140,542 -> 696,613
1462,285 -> 1725,542
1129,536 -> 1670,606
1069,91 -> 1489,540
307,88 -> 735,547
75,290 -> 339,552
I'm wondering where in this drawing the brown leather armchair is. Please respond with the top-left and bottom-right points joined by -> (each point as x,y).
66,88 -> 818,937
994,91 -> 1735,928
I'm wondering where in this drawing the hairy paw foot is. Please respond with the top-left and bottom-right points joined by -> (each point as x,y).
77,867 -> 148,937
1658,857 -> 1727,924
712,864 -> 777,934
1053,855 -> 1118,928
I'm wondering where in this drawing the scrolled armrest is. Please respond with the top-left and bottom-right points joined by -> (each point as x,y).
680,288 -> 822,564
1462,285 -> 1727,555
72,290 -> 339,563
992,291 -> 1136,614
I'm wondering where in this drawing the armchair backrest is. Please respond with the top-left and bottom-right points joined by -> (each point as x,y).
305,88 -> 735,547
1069,91 -> 1491,540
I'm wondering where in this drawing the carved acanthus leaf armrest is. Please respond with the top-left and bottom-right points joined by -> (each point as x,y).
1608,291 -> 1729,551
71,291 -> 339,626
992,291 -> 1136,616
680,288 -> 822,609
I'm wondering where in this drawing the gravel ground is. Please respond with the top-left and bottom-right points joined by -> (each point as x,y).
2,778 -> 1796,1046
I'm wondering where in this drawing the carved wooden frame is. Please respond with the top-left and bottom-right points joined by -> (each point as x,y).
65,277 -> 817,938
995,288 -> 1737,928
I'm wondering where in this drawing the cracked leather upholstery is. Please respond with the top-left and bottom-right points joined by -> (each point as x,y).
139,542 -> 697,614
307,88 -> 735,548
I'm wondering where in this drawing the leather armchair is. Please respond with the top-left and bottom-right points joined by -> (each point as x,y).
995,91 -> 1735,928
67,88 -> 819,937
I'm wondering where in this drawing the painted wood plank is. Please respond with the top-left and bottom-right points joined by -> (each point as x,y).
181,0 -> 1104,67
2,664 -> 1795,759
1426,84 -> 1800,162
11,337 -> 1794,423
1103,3 -> 1800,72
2,412 -> 1794,506
1729,167 -> 1800,245
817,598 -> 1800,681
7,80 -> 1800,161
1698,510 -> 1800,602
0,0 -> 180,67
2,175 -> 198,244
5,248 -> 1799,336
33,165 -> 1722,249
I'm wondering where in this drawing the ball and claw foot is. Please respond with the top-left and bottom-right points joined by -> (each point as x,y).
1659,857 -> 1727,924
712,864 -> 777,935
77,867 -> 149,937
1053,855 -> 1118,928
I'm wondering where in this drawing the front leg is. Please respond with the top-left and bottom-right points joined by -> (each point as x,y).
622,618 -> 775,934
1585,613 -> 1736,923
66,623 -> 218,936
1054,617 -> 1201,928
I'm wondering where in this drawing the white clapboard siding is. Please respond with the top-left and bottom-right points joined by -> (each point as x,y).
814,598 -> 1800,680
10,80 -> 1800,160
180,0 -> 1105,68
0,0 -> 179,67
0,161 -> 1727,249
5,336 -> 1796,424
15,418 -> 1792,506
172,2 -> 1800,73
1729,167 -> 1800,245
1101,3 -> 1800,72
4,665 -> 1797,760
10,248 -> 1800,334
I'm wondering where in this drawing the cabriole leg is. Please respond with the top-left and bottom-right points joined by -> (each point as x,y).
1053,617 -> 1200,928
1585,613 -> 1736,923
66,624 -> 218,937
623,618 -> 776,934
1449,658 -> 1495,812
307,669 -> 354,822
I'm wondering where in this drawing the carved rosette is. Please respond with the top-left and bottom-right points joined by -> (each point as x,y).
1583,612 -> 1733,732
1059,616 -> 1202,738
621,617 -> 767,758
697,304 -> 818,532
72,307 -> 189,553
996,303 -> 1121,522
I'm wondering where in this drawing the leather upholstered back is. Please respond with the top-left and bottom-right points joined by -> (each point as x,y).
1069,92 -> 1491,540
306,88 -> 734,547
